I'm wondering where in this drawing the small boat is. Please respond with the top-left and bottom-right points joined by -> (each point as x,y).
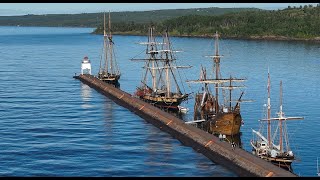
178,105 -> 189,114
250,69 -> 304,172
187,32 -> 249,136
97,11 -> 121,86
131,26 -> 191,112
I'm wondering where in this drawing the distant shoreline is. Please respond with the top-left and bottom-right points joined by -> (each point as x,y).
3,25 -> 320,43
106,31 -> 320,43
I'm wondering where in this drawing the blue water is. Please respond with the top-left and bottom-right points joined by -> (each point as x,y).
0,26 -> 235,177
0,26 -> 319,177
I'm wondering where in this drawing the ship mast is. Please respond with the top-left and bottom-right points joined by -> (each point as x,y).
229,75 -> 232,109
275,80 -> 304,153
267,69 -> 271,148
108,11 -> 113,74
161,29 -> 189,96
214,31 -> 220,113
279,80 -> 284,152
150,27 -> 157,91
103,13 -> 108,74
131,26 -> 165,91
163,30 -> 170,97
186,31 -> 247,108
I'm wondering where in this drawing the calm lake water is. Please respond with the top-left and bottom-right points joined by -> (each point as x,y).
0,26 -> 319,177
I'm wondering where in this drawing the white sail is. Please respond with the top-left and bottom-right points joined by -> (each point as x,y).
252,129 -> 268,143
200,91 -> 207,107
252,129 -> 280,150
273,144 -> 280,151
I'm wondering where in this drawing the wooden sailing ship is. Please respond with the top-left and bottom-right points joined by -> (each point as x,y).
132,26 -> 191,111
250,70 -> 304,171
98,12 -> 121,86
187,32 -> 247,136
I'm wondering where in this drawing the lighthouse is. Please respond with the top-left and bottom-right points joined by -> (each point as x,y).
81,56 -> 91,75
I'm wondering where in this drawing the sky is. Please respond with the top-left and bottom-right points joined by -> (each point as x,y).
0,3 -> 318,16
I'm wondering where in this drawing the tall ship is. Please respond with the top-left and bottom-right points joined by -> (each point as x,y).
250,70 -> 304,171
98,12 -> 121,86
187,32 -> 247,136
131,26 -> 191,112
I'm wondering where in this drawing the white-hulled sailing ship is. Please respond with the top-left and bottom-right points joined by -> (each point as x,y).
186,32 -> 248,136
250,70 -> 304,171
98,12 -> 121,86
131,26 -> 191,112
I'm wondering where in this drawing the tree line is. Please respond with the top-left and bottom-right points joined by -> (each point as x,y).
94,4 -> 320,40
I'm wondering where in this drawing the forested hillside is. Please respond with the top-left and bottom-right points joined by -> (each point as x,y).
94,4 -> 320,40
0,7 -> 258,27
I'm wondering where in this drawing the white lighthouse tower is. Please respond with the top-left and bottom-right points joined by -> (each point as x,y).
81,56 -> 91,75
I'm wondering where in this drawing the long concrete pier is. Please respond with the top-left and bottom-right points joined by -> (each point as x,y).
74,74 -> 297,177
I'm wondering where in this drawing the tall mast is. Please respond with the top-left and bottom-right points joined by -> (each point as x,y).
108,11 -> 113,74
267,68 -> 271,147
279,80 -> 283,152
214,31 -> 220,113
103,13 -> 106,38
103,13 -> 108,74
150,27 -> 156,91
164,30 -> 170,97
229,75 -> 232,109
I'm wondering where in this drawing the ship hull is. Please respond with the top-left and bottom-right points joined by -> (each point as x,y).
194,93 -> 242,136
252,151 -> 294,171
98,74 -> 120,86
140,98 -> 182,111
269,158 -> 293,171
135,91 -> 188,111
205,112 -> 242,136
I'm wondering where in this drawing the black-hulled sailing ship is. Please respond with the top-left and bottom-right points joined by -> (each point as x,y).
187,32 -> 248,136
250,70 -> 303,171
131,26 -> 191,112
98,12 -> 121,86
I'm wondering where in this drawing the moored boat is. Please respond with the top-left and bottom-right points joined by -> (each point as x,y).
187,32 -> 249,136
250,69 -> 304,171
97,11 -> 121,86
131,26 -> 191,112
